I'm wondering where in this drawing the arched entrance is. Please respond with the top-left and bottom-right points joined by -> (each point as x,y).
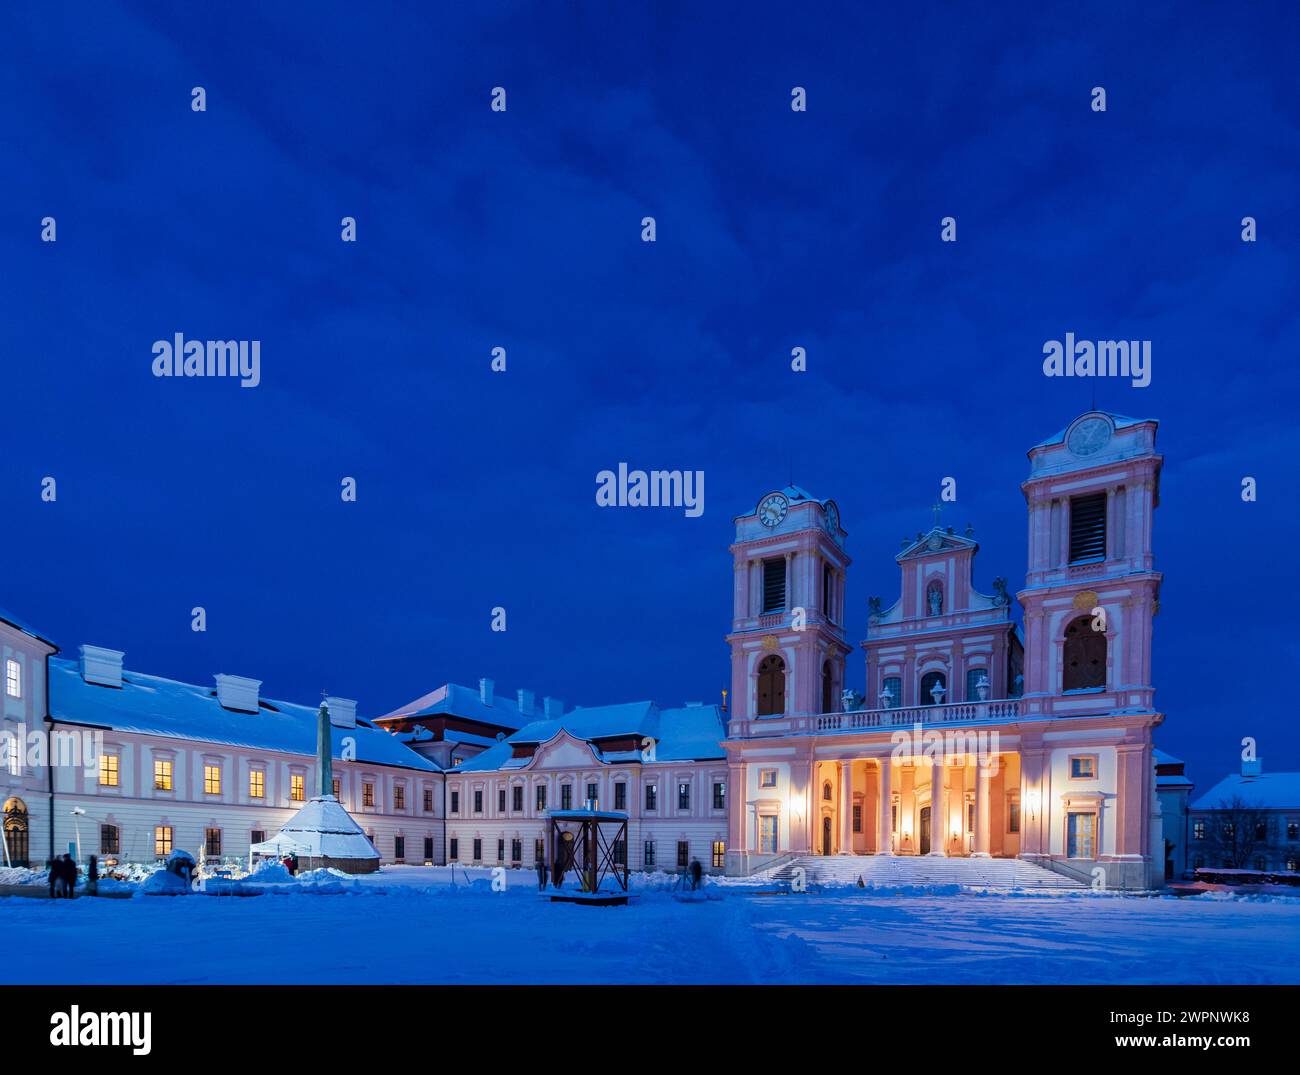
3,797 -> 30,868
822,815 -> 832,856
756,655 -> 786,716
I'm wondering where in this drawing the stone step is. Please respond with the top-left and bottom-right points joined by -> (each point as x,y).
768,854 -> 1085,891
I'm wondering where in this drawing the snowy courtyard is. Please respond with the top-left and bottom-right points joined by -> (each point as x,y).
5,866 -> 1299,985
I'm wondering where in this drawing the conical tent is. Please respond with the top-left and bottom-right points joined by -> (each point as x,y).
250,796 -> 380,873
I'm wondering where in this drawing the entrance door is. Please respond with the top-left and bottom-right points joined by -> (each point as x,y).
919,807 -> 931,855
822,816 -> 832,856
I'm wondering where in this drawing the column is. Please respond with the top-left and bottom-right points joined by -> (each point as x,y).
928,758 -> 945,855
877,759 -> 892,854
973,760 -> 991,857
840,761 -> 853,855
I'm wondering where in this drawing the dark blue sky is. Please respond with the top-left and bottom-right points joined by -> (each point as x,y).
2,2 -> 1296,791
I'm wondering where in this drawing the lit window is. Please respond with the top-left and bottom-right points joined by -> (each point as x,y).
154,759 -> 173,791
203,764 -> 221,795
99,752 -> 120,788
249,768 -> 265,798
758,769 -> 777,789
1193,820 -> 1205,840
759,815 -> 777,854
852,804 -> 862,833
154,825 -> 173,857
1069,756 -> 1097,780
290,774 -> 305,801
712,841 -> 726,868
333,777 -> 341,798
5,659 -> 20,698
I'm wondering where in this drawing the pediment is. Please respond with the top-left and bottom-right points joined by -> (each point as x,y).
529,730 -> 601,770
897,528 -> 978,561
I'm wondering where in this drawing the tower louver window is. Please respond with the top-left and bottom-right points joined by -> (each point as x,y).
1069,493 -> 1107,563
762,558 -> 787,613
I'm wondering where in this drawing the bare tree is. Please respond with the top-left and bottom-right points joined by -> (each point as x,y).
1208,796 -> 1270,870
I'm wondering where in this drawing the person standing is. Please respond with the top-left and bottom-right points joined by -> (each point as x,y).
87,855 -> 99,897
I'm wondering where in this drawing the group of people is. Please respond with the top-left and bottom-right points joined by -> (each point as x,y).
46,853 -> 99,898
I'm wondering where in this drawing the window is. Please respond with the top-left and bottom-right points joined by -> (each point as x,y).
363,782 -> 376,808
822,564 -> 833,621
713,782 -> 725,810
394,785 -> 405,811
512,785 -> 523,811
248,768 -> 264,798
920,671 -> 947,707
511,839 -> 522,863
498,788 -> 506,813
394,836 -> 405,861
1066,812 -> 1096,859
561,784 -> 572,810
450,790 -> 460,814
3,736 -> 17,776
1288,820 -> 1298,841
1255,821 -> 1268,841
852,804 -> 862,833
614,783 -> 626,810
1193,820 -> 1205,840
449,838 -> 459,861
154,825 -> 173,857
424,837 -> 434,862
822,781 -> 832,802
759,769 -> 777,789
536,785 -> 547,811
100,824 -> 119,855
251,829 -> 266,845
677,841 -> 690,868
759,814 -> 778,854
425,788 -> 435,813
678,782 -> 690,810
644,840 -> 656,867
5,658 -> 20,698
205,828 -> 221,857
822,661 -> 835,714
586,782 -> 598,806
756,655 -> 786,716
203,764 -> 221,795
535,838 -> 545,863
645,784 -> 658,810
472,838 -> 482,861
154,759 -> 173,791
1063,616 -> 1106,691
1008,800 -> 1021,834
497,838 -> 505,862
881,676 -> 902,709
712,841 -> 726,868
291,774 -> 305,801
99,751 -> 120,788
762,558 -> 787,613
965,667 -> 989,701
473,789 -> 483,813
1069,492 -> 1107,563
1069,755 -> 1097,780
613,839 -> 626,866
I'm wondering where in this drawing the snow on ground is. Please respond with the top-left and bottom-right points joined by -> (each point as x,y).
4,864 -> 1299,985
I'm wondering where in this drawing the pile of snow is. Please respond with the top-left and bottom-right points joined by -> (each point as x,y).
140,870 -> 192,896
245,859 -> 295,884
0,866 -> 48,886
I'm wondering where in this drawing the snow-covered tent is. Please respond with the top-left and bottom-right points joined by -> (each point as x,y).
250,796 -> 380,874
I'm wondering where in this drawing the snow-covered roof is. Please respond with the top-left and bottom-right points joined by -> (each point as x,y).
1191,772 -> 1300,811
453,702 -> 726,773
376,682 -> 542,731
0,605 -> 56,648
251,796 -> 379,860
1033,411 -> 1151,449
49,657 -> 439,773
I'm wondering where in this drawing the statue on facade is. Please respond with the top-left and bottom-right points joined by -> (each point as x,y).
841,688 -> 864,712
927,586 -> 943,616
867,596 -> 883,623
992,577 -> 1010,607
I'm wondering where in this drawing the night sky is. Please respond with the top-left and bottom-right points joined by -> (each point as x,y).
3,2 -> 1296,791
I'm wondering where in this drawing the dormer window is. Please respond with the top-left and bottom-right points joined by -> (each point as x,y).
1069,493 -> 1107,563
762,559 -> 787,613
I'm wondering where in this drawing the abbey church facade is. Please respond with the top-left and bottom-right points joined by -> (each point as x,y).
722,410 -> 1165,890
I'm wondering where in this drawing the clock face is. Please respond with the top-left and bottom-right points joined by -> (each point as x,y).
825,502 -> 839,534
1068,417 -> 1111,456
758,493 -> 788,528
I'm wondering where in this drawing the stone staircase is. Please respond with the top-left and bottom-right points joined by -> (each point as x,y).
768,854 -> 1085,891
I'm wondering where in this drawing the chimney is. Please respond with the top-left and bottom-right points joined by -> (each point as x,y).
325,695 -> 357,729
543,696 -> 564,719
214,674 -> 261,713
479,677 -> 494,706
517,689 -> 535,718
1242,757 -> 1263,779
79,645 -> 124,688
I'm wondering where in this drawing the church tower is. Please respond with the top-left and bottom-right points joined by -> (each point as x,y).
1018,411 -> 1162,716
726,486 -> 850,734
